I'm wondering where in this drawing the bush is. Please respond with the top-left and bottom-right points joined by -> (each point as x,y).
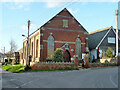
53,49 -> 64,62
83,54 -> 91,62
105,47 -> 114,58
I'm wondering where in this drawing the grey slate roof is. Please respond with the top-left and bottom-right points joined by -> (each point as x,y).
88,26 -> 112,50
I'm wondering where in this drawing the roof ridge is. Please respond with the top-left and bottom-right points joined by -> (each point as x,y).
89,26 -> 112,34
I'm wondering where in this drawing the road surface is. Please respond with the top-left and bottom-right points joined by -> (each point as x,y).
1,67 -> 119,88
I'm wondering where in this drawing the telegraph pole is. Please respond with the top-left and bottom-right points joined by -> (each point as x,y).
116,9 -> 119,65
2,47 -> 5,62
26,20 -> 30,67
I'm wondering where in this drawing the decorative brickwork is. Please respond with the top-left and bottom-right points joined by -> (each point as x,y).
22,8 -> 89,65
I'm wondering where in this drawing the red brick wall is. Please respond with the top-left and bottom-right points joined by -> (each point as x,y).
31,62 -> 77,70
40,9 -> 88,61
22,9 -> 88,64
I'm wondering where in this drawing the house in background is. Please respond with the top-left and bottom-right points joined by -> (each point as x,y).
0,52 -> 3,62
0,52 -> 8,62
88,26 -> 120,61
16,48 -> 23,64
22,8 -> 89,65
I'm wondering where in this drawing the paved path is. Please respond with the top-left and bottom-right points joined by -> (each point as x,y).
0,63 -> 10,74
1,66 -> 119,88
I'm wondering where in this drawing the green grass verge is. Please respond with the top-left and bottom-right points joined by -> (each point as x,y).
2,64 -> 25,73
1,64 -> 79,73
25,68 -> 79,72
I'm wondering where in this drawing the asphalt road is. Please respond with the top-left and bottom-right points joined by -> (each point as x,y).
1,67 -> 119,88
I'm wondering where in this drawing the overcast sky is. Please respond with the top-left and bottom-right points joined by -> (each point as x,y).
0,0 -> 120,53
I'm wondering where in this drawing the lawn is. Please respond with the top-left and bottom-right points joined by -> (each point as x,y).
25,68 -> 79,72
1,64 -> 25,73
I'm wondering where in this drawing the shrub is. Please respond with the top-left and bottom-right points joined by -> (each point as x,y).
105,47 -> 114,58
53,49 -> 64,62
83,54 -> 91,62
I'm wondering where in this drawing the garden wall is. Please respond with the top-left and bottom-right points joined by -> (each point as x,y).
30,62 -> 77,70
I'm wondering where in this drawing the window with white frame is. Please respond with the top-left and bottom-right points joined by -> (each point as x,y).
108,37 -> 115,43
75,37 -> 81,60
47,35 -> 54,59
63,19 -> 68,28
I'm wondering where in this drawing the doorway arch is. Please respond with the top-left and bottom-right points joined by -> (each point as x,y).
63,50 -> 71,62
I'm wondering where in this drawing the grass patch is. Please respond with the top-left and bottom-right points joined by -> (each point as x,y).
2,64 -> 25,73
25,68 -> 79,72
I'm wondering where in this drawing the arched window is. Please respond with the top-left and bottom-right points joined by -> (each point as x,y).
36,39 -> 38,58
24,46 -> 26,59
47,35 -> 54,59
75,37 -> 81,60
31,42 -> 33,56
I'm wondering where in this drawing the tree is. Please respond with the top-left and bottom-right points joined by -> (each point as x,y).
105,47 -> 114,58
6,39 -> 17,62
53,49 -> 64,62
10,39 -> 17,54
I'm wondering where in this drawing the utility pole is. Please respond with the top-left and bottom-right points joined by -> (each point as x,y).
116,9 -> 119,65
26,20 -> 30,67
3,47 -> 5,62
2,47 -> 5,62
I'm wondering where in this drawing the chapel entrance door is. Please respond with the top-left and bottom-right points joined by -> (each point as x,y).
63,50 -> 71,62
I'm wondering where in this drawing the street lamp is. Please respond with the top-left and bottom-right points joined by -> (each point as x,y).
22,34 -> 26,37
22,20 -> 30,70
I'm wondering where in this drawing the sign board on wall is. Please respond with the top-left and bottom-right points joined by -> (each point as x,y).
108,37 -> 115,44
118,1 -> 120,29
82,53 -> 86,59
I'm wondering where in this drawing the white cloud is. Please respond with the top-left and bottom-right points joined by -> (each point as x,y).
41,0 -> 120,8
1,0 -> 120,9
1,0 -> 120,2
40,0 -> 67,8
46,2 -> 63,8
21,24 -> 38,31
2,1 -> 31,11
5,2 -> 30,10
0,0 -> 35,2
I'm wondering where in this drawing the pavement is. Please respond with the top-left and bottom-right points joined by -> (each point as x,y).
0,63 -> 10,74
1,66 -> 119,88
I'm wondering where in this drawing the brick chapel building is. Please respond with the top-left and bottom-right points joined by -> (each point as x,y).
22,8 -> 89,65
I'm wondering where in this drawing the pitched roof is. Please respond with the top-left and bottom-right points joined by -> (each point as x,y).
89,26 -> 112,34
16,48 -> 23,53
88,26 -> 112,50
28,8 -> 88,38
